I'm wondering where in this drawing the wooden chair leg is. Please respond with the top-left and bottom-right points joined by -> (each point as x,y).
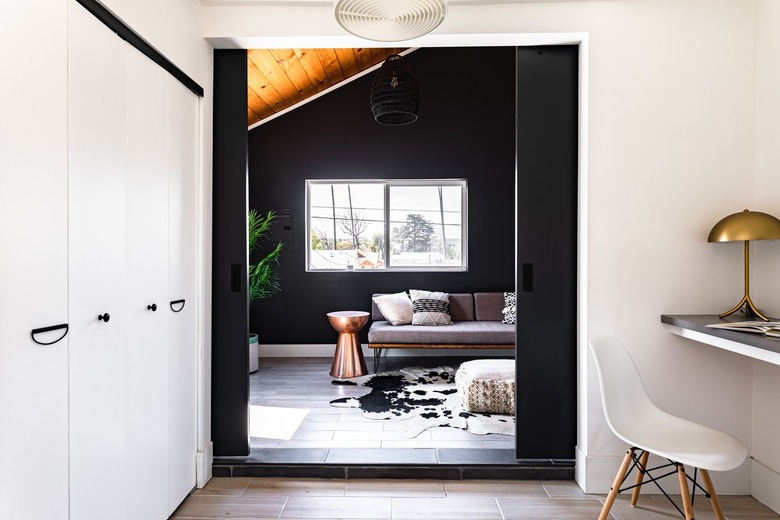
700,469 -> 726,520
677,464 -> 695,520
599,448 -> 635,520
630,450 -> 650,506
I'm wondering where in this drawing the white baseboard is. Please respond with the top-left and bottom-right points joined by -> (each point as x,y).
196,441 -> 213,488
574,446 -> 588,491
751,458 -> 780,514
577,451 -> 750,495
578,452 -> 625,494
258,343 -> 513,358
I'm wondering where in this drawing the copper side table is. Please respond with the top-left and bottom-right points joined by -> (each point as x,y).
327,311 -> 369,378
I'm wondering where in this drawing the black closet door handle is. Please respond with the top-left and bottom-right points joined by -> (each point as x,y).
147,303 -> 157,311
30,323 -> 69,345
170,299 -> 185,313
98,313 -> 110,322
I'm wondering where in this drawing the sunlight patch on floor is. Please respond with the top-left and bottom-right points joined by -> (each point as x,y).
249,405 -> 309,440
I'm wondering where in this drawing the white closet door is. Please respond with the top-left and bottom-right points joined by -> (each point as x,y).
68,3 -> 128,519
167,77 -> 199,513
124,45 -> 171,519
0,1 -> 69,518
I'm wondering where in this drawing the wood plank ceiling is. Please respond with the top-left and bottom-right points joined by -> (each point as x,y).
247,48 -> 406,127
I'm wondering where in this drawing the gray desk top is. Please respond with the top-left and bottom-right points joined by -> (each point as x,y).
661,314 -> 780,356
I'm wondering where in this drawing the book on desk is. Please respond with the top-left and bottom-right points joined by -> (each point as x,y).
706,321 -> 780,338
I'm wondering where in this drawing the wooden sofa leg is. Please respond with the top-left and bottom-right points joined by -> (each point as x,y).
599,448 -> 634,520
701,469 -> 725,520
631,450 -> 650,506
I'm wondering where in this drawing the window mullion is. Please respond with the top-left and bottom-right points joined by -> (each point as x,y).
384,182 -> 390,269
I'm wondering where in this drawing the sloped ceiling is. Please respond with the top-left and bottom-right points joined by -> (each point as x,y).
248,48 -> 406,127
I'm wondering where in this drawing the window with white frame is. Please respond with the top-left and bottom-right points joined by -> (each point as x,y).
306,179 -> 467,271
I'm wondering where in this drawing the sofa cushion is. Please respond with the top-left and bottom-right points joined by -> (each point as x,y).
448,293 -> 475,321
368,321 -> 515,345
474,292 -> 506,321
370,294 -> 387,321
371,292 -> 412,325
372,292 -> 474,321
410,289 -> 452,325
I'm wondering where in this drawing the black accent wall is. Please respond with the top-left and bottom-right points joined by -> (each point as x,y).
248,47 -> 517,344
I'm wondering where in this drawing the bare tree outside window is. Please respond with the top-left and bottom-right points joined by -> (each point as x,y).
338,209 -> 368,250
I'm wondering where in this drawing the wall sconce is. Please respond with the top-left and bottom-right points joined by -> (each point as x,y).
708,209 -> 780,321
334,0 -> 447,42
369,54 -> 420,125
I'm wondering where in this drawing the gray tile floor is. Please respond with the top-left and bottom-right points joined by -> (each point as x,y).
249,356 -> 514,452
172,477 -> 780,519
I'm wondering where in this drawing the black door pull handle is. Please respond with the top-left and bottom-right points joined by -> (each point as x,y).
147,303 -> 157,311
98,313 -> 110,322
31,323 -> 69,345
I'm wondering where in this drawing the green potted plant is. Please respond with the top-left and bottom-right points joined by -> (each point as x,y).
248,209 -> 284,373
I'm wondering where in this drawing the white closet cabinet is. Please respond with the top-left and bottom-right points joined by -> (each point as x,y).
0,1 -> 69,518
125,47 -> 172,520
67,2 -> 199,519
167,78 -> 199,514
68,3 -> 129,517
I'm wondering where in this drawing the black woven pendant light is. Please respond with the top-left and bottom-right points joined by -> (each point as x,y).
370,55 -> 420,125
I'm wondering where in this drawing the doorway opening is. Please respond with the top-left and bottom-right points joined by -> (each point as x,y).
211,43 -> 581,476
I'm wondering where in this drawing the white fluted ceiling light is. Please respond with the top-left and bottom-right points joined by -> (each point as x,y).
334,0 -> 447,42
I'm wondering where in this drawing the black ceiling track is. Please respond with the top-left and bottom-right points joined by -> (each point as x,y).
75,0 -> 204,97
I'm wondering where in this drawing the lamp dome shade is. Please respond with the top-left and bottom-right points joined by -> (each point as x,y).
707,209 -> 780,242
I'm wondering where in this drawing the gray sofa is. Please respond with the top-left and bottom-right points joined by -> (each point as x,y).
368,292 -> 515,372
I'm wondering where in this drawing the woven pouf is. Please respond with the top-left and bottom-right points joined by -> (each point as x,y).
455,359 -> 515,416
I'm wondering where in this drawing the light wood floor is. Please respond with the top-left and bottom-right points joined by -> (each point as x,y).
172,477 -> 780,519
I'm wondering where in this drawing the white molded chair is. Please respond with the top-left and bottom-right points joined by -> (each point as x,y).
589,336 -> 747,520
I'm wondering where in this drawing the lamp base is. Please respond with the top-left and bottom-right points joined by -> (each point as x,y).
719,293 -> 770,322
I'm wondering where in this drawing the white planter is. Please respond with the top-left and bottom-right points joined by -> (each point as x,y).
249,333 -> 259,373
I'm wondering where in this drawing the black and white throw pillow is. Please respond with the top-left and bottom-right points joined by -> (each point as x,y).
502,291 -> 516,325
409,289 -> 452,325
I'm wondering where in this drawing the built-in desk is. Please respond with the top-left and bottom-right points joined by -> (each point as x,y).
661,314 -> 780,366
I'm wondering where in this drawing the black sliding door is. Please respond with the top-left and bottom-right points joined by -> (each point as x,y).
211,49 -> 250,456
514,46 -> 579,459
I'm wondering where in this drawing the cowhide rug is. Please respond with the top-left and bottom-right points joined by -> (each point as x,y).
329,366 -> 515,439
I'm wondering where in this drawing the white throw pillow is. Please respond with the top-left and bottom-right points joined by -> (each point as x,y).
372,292 -> 413,326
409,289 -> 452,325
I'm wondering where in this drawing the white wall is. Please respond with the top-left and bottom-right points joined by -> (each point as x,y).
751,0 -> 780,512
204,0 -> 763,497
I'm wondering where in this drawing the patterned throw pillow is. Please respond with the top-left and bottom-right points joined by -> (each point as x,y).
502,291 -> 517,325
409,289 -> 452,325
372,292 -> 413,326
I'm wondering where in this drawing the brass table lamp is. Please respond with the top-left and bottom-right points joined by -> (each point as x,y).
708,209 -> 780,321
